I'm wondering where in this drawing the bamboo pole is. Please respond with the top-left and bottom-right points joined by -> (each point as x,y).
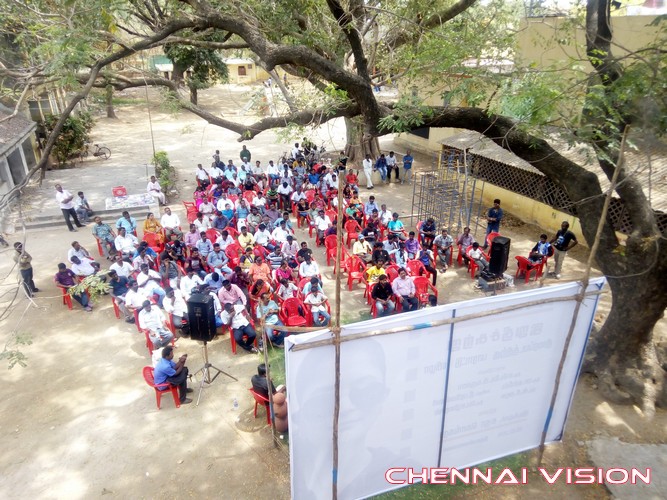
257,307 -> 279,447
535,126 -> 628,467
290,290 -> 604,352
331,166 -> 346,499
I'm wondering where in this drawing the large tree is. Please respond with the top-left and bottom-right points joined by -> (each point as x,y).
0,0 -> 665,409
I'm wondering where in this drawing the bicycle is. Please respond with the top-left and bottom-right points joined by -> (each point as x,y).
79,143 -> 111,161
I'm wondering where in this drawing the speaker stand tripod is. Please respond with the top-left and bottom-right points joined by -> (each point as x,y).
194,341 -> 237,406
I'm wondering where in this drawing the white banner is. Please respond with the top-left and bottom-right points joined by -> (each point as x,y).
286,279 -> 605,499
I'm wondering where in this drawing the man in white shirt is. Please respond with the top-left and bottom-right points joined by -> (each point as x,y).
110,255 -> 135,278
209,164 -> 224,179
299,255 -> 320,279
195,164 -> 209,183
280,235 -> 299,263
163,287 -> 188,329
193,213 -> 211,232
253,223 -> 273,249
386,151 -> 398,182
271,220 -> 292,244
199,200 -> 215,219
55,183 -> 85,232
138,300 -> 174,348
379,204 -> 393,226
291,187 -> 307,205
137,263 -> 166,306
291,143 -> 301,160
304,283 -> 330,326
160,207 -> 183,238
114,227 -> 139,257
362,154 -> 374,189
220,303 -> 258,353
147,175 -> 166,205
67,241 -> 94,264
70,256 -> 99,277
179,269 -> 204,300
313,209 -> 332,240
266,160 -> 280,184
215,230 -> 235,250
125,280 -> 148,310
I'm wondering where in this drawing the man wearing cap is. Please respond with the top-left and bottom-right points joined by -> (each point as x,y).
138,300 -> 174,348
218,279 -> 247,306
352,235 -> 373,263
153,346 -> 192,405
220,302 -> 258,353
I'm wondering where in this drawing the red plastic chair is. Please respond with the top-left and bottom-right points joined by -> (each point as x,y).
406,259 -> 431,280
486,231 -> 501,248
95,238 -> 105,257
515,256 -> 544,283
344,220 -> 362,248
226,319 -> 258,354
143,366 -> 180,409
61,288 -> 73,310
304,190 -> 316,203
226,226 -> 239,239
466,245 -> 491,279
413,276 -> 438,308
346,256 -> 367,291
205,228 -> 218,242
111,296 -> 121,319
243,190 -> 257,203
333,246 -> 350,276
385,265 -> 400,283
324,234 -> 338,266
249,388 -> 271,425
143,232 -> 164,253
279,297 -> 308,327
325,209 -> 337,222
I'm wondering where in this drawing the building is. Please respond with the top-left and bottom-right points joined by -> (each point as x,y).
0,107 -> 39,198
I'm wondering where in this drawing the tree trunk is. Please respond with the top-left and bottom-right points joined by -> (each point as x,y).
171,63 -> 185,85
344,116 -> 380,167
105,84 -> 117,119
583,267 -> 667,412
190,86 -> 197,105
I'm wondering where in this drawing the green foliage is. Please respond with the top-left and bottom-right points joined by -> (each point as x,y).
69,273 -> 110,304
164,31 -> 229,93
153,151 -> 176,194
0,333 -> 32,369
42,111 -> 94,165
378,96 -> 434,133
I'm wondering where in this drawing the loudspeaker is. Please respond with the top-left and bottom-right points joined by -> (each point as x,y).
489,236 -> 511,276
187,293 -> 217,342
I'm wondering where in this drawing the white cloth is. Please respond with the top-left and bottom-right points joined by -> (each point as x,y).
115,234 -> 138,253
180,275 -> 203,300
271,227 -> 291,243
110,261 -> 134,279
67,247 -> 91,263
125,289 -> 147,309
56,190 -> 75,209
137,270 -> 163,293
71,260 -> 96,277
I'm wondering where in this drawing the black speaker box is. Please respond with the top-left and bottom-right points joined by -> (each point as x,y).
489,236 -> 511,276
187,293 -> 217,342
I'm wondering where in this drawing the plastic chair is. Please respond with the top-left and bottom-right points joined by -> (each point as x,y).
111,296 -> 121,319
95,238 -> 105,257
205,228 -> 218,242
143,232 -> 164,253
413,276 -> 438,308
243,190 -> 257,203
333,246 -> 350,276
324,234 -> 338,266
279,297 -> 308,327
406,259 -> 431,280
515,256 -> 543,283
344,220 -> 362,248
486,231 -> 501,248
143,366 -> 180,409
249,388 -> 271,425
61,288 -> 73,310
466,245 -> 490,279
226,319 -> 258,354
304,190 -> 316,203
346,256 -> 367,291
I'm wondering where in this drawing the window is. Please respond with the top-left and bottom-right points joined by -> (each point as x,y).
247,64 -> 253,69
238,66 -> 247,76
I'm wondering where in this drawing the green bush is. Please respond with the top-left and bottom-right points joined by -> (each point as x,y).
153,151 -> 176,196
42,111 -> 94,166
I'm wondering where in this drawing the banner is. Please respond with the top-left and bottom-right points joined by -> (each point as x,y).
286,279 -> 605,499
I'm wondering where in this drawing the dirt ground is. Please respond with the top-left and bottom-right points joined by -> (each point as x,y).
0,84 -> 665,499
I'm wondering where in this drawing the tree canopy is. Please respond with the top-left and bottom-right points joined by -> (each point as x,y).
1,0 -> 666,409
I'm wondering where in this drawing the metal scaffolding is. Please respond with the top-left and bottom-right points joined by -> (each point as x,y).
410,148 -> 487,238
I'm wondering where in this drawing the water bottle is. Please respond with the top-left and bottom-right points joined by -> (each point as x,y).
233,398 -> 238,410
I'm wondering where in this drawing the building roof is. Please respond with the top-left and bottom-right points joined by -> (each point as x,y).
224,58 -> 255,65
0,109 -> 36,157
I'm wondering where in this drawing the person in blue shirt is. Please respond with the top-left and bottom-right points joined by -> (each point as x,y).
308,171 -> 321,186
374,154 -> 388,182
153,346 -> 192,405
116,211 -> 137,234
401,150 -> 414,185
484,198 -> 503,247
529,234 -> 552,264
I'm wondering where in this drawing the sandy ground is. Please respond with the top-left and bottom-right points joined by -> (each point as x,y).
0,84 -> 665,500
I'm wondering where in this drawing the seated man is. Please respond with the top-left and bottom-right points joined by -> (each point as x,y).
371,274 -> 395,317
138,300 -> 174,348
70,255 -> 103,279
218,279 -> 247,306
220,302 -> 258,353
529,234 -> 552,264
365,260 -> 386,284
271,220 -> 292,245
147,175 -> 166,205
391,268 -> 418,312
313,209 -> 332,241
185,248 -> 208,278
54,262 -> 92,311
68,241 -> 95,264
207,243 -> 233,276
387,212 -> 407,241
204,270 -> 225,292
137,263 -> 166,307
457,227 -> 476,265
301,276 -> 321,296
153,346 -> 192,405
352,235 -> 373,263
433,228 -> 453,271
160,207 -> 183,239
159,253 -> 182,289
163,287 -> 188,330
253,223 -> 274,250
114,227 -> 139,258
180,268 -> 204,301
184,224 -> 201,249
238,226 -> 255,250
196,231 -> 214,259
468,242 -> 489,273
116,211 -> 137,234
298,254 -> 320,279
251,363 -> 286,400
405,231 -> 420,259
74,191 -> 93,223
266,247 -> 285,270
91,217 -> 117,260
304,283 -> 330,327
108,270 -> 135,323
256,292 -> 285,347
276,278 -> 298,301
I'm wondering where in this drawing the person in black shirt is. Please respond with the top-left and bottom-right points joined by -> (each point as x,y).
108,270 -> 135,323
297,241 -> 313,263
371,274 -> 395,317
251,363 -> 285,399
549,221 -> 578,279
371,242 -> 390,264
165,234 -> 185,264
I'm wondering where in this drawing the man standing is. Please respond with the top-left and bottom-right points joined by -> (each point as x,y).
13,242 -> 39,297
549,221 -> 578,279
401,150 -> 414,185
484,199 -> 503,246
55,184 -> 84,232
91,217 -> 116,260
139,300 -> 174,348
433,228 -> 454,271
221,302 -> 258,353
362,153 -> 374,190
160,207 -> 183,239
240,145 -> 251,163
392,268 -> 418,312
153,346 -> 193,405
